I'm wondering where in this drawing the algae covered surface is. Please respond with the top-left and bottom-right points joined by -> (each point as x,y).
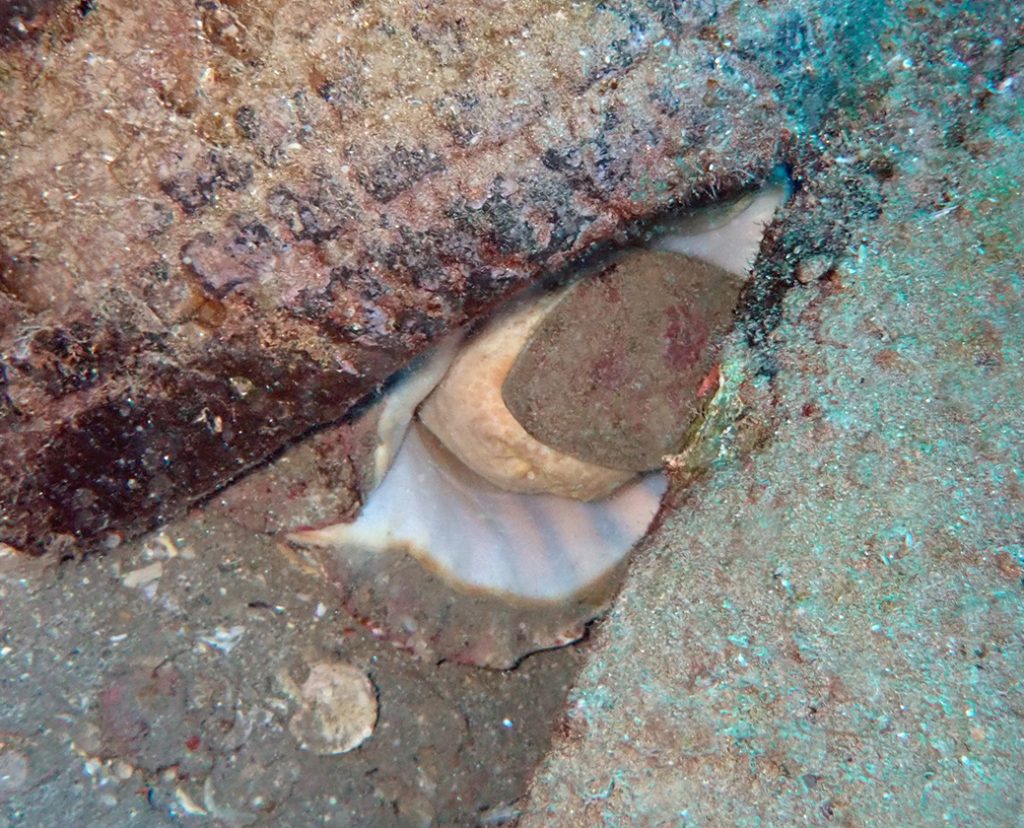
524,3 -> 1024,825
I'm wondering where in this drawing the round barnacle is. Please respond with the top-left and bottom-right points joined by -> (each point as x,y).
289,181 -> 788,668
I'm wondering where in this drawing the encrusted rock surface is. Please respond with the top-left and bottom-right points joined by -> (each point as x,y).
522,2 -> 1024,824
0,513 -> 584,825
4,0 -> 1021,825
0,0 -> 797,556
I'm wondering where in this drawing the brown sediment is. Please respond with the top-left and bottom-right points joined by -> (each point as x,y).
299,531 -> 631,671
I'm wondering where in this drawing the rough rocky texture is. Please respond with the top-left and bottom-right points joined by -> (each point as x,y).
5,0 -> 1021,824
298,518 -> 629,671
0,0 -> 67,45
0,510 -> 584,826
0,0 -> 802,557
522,2 -> 1024,824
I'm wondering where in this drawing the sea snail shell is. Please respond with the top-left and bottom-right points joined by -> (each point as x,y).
289,181 -> 787,661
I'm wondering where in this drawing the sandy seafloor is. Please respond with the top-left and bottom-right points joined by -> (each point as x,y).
2,2 -> 1023,827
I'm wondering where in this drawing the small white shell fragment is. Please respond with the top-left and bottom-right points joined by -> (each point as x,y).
198,625 -> 246,654
292,425 -> 666,602
287,662 -> 378,755
121,562 -> 163,588
174,787 -> 208,817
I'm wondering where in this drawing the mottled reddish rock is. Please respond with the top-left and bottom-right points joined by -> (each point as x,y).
0,0 -> 794,555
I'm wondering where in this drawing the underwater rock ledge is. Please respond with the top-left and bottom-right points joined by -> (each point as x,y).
0,0 -> 879,556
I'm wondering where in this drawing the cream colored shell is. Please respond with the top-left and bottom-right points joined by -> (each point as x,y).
292,181 -> 788,609
418,292 -> 634,501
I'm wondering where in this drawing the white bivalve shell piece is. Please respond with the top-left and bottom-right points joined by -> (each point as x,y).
285,662 -> 378,755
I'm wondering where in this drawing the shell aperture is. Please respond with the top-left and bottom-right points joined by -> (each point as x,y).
288,180 -> 787,665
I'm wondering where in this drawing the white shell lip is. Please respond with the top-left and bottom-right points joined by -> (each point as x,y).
371,333 -> 462,488
292,423 -> 667,603
649,183 -> 789,275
